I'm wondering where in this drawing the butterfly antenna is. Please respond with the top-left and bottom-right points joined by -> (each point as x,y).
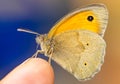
17,28 -> 40,35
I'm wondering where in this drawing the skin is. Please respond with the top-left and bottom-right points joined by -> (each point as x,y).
0,58 -> 54,84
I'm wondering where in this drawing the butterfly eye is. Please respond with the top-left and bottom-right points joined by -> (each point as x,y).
87,16 -> 94,21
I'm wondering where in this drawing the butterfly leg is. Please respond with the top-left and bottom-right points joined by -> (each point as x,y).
32,50 -> 44,58
48,47 -> 53,64
48,53 -> 52,64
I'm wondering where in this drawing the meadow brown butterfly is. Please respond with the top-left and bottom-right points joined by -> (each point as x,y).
18,3 -> 108,81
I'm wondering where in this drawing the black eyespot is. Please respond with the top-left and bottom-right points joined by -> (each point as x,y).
86,43 -> 89,46
84,63 -> 87,66
87,16 -> 94,21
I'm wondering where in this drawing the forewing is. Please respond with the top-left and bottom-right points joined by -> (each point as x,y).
48,4 -> 108,38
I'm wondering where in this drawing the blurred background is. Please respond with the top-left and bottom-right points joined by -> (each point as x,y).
0,0 -> 120,84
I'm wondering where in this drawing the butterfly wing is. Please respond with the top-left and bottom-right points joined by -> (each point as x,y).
40,3 -> 108,81
51,30 -> 106,80
48,4 -> 108,38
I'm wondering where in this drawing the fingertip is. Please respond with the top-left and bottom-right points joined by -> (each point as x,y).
1,58 -> 54,84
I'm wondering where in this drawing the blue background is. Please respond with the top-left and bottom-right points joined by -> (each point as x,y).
0,0 -> 69,79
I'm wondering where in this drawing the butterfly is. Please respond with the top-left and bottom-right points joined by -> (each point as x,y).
18,3 -> 108,81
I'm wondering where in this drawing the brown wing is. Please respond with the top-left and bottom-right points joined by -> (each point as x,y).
51,30 -> 106,81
